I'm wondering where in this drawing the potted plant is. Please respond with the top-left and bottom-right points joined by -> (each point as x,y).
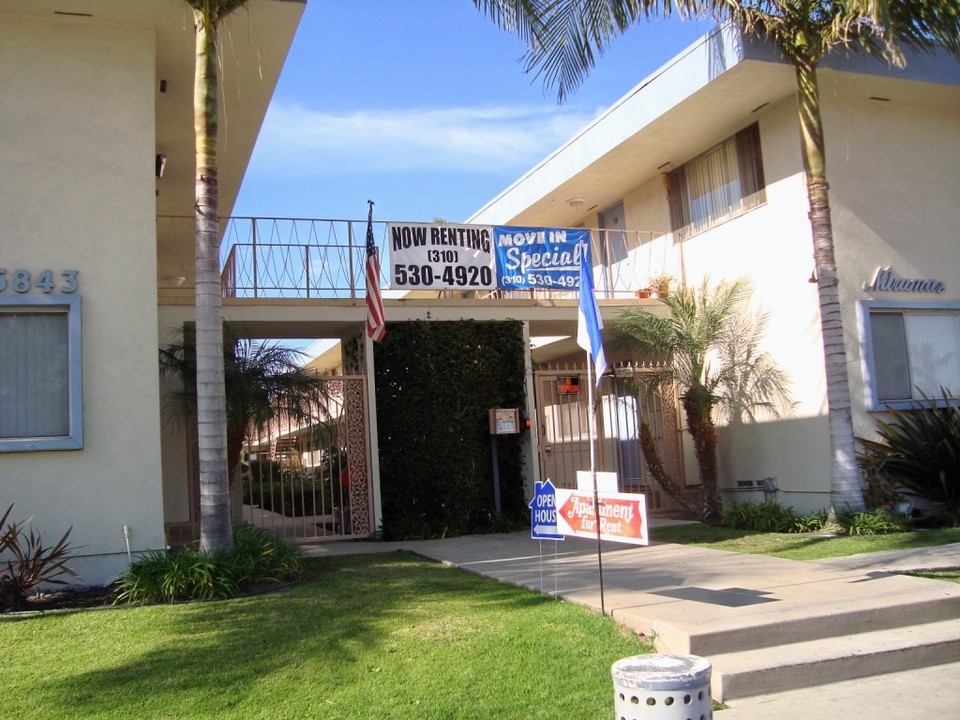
649,273 -> 674,298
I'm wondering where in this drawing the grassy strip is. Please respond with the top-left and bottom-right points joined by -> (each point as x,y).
1,553 -> 651,720
901,569 -> 960,584
649,524 -> 960,561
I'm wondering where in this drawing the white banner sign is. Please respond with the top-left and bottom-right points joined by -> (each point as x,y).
388,222 -> 496,291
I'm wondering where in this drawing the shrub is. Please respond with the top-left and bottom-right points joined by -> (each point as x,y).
116,523 -> 302,605
723,501 -> 799,533
226,523 -> 302,585
115,549 -> 237,604
793,511 -> 829,533
858,387 -> 960,525
1,504 -> 79,611
835,508 -> 908,535
376,320 -> 527,540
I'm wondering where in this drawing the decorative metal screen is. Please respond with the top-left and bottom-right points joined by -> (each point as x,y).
242,375 -> 372,541
535,363 -> 686,513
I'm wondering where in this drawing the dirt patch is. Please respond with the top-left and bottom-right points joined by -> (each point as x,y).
3,586 -> 119,614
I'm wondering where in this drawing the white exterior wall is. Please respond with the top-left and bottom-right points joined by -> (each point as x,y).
612,82 -> 960,513
824,93 -> 960,438
618,98 -> 834,509
0,15 -> 165,583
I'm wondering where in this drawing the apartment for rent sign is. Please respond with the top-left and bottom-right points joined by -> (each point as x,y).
388,223 -> 593,292
494,226 -> 590,290
388,222 -> 496,290
554,489 -> 649,545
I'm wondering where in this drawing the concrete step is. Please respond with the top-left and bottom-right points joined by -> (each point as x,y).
648,578 -> 960,656
708,618 -> 960,701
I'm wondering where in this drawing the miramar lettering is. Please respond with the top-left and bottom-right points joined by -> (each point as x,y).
863,266 -> 945,294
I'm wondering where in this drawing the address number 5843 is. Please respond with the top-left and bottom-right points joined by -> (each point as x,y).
0,268 -> 79,294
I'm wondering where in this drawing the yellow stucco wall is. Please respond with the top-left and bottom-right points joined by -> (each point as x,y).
0,14 -> 166,582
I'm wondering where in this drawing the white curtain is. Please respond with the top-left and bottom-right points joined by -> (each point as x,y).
905,313 -> 960,398
685,139 -> 741,234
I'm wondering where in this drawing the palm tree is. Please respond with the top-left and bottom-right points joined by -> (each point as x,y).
160,332 -> 332,515
713,309 -> 796,425
613,278 -> 760,519
475,0 -> 960,515
185,0 -> 249,552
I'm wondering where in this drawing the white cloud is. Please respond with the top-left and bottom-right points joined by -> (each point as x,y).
246,101 -> 597,178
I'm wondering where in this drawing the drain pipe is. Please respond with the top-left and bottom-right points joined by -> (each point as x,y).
122,525 -> 132,563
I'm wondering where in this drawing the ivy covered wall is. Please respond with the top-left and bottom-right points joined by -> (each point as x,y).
374,320 -> 527,539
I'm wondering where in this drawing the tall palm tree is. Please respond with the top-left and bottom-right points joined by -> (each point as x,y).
186,0 -> 249,552
475,0 -> 960,515
613,278 -> 752,519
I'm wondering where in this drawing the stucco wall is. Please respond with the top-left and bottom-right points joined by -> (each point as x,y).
0,15 -> 165,583
824,91 -> 960,438
614,82 -> 960,513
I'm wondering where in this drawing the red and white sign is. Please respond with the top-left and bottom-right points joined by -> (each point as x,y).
555,490 -> 648,545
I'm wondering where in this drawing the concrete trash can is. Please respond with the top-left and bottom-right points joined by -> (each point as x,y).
611,654 -> 712,720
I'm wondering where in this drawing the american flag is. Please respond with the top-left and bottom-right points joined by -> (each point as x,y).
365,200 -> 386,342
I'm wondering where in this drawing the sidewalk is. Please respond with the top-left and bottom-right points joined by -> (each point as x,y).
303,532 -> 960,718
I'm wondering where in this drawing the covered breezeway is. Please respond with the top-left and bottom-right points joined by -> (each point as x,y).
157,293 -> 688,547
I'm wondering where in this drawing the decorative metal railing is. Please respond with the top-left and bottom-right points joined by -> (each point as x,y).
160,216 -> 679,300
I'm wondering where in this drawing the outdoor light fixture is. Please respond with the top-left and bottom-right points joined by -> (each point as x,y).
567,198 -> 585,210
167,275 -> 186,287
155,154 -> 167,178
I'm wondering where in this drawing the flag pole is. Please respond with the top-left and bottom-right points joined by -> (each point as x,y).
585,348 -> 606,616
577,237 -> 607,616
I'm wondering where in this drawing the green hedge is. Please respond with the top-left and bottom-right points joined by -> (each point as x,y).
374,320 -> 527,539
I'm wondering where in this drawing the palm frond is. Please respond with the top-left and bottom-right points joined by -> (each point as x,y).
478,0 -> 695,102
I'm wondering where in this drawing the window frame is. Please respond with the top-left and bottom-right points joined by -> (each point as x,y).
666,123 -> 766,242
0,294 -> 83,452
858,299 -> 960,411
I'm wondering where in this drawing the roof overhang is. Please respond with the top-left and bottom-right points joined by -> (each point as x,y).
0,0 -> 305,285
468,22 -> 960,228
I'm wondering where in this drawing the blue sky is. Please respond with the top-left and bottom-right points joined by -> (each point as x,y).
233,1 -> 713,225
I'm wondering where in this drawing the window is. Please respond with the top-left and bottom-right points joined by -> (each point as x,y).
666,123 -> 766,241
860,301 -> 960,410
0,295 -> 83,451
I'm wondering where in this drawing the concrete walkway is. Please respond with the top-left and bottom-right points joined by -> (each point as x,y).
302,530 -> 960,719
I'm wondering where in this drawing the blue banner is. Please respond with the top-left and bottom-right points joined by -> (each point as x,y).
494,226 -> 591,290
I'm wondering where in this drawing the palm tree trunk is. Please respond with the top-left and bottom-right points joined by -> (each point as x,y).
193,8 -> 233,552
638,422 -> 699,517
795,59 -> 865,515
681,393 -> 722,520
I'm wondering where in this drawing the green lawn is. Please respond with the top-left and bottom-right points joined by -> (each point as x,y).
649,524 -> 960,561
902,569 -> 960,584
1,553 -> 651,720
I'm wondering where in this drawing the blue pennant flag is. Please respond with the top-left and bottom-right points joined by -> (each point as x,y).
577,242 -> 607,386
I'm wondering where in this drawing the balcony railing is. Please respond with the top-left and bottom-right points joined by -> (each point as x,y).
161,216 -> 676,300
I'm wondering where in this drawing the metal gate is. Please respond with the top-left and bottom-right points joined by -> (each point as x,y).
242,375 -> 373,541
535,363 -> 688,513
